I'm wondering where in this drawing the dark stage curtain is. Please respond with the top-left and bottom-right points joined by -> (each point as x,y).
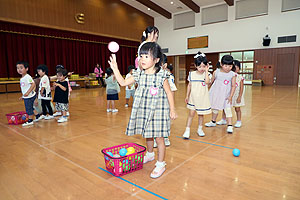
0,21 -> 139,78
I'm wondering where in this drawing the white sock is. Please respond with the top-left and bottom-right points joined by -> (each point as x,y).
155,161 -> 166,167
198,125 -> 202,130
185,127 -> 190,131
146,151 -> 155,157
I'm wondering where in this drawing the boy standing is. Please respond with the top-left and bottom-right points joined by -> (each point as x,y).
17,61 -> 36,126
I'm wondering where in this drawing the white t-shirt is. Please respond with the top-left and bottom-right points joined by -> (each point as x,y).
168,74 -> 177,92
125,73 -> 135,90
20,74 -> 36,99
38,75 -> 52,100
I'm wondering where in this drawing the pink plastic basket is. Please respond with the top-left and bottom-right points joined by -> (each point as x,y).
6,111 -> 29,125
101,143 -> 146,176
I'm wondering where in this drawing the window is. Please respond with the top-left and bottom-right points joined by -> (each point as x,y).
243,51 -> 254,61
174,11 -> 195,30
218,50 -> 255,83
282,0 -> 300,12
236,0 -> 268,19
231,52 -> 243,61
202,4 -> 228,25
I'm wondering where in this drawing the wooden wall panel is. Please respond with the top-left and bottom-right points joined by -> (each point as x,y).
0,0 -> 153,41
254,47 -> 300,86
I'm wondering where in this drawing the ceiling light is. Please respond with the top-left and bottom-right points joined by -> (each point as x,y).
147,8 -> 151,11
171,1 -> 174,4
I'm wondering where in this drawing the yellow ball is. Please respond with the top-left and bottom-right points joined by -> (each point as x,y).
127,147 -> 135,154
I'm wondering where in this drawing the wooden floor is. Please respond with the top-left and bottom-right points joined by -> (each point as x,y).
0,84 -> 300,200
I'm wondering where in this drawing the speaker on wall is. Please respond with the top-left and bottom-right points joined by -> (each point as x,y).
263,35 -> 271,46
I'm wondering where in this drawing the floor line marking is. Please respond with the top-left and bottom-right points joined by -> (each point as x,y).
0,122 -> 144,200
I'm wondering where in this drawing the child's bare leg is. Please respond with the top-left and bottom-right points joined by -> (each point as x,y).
198,115 -> 204,126
146,138 -> 154,153
107,100 -> 110,109
222,110 -> 226,120
186,110 -> 196,127
155,137 -> 165,162
62,111 -> 67,117
226,117 -> 232,125
111,100 -> 115,109
235,107 -> 242,121
212,112 -> 218,121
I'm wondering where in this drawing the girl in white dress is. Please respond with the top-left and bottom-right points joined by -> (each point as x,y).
182,52 -> 212,139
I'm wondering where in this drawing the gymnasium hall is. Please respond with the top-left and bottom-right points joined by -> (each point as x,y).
0,0 -> 300,199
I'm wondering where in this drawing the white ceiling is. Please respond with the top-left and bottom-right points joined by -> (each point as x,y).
121,0 -> 225,18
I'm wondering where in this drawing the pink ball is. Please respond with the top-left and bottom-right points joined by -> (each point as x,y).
108,41 -> 119,53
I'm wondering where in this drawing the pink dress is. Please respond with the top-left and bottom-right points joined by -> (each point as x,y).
94,67 -> 103,77
209,69 -> 236,110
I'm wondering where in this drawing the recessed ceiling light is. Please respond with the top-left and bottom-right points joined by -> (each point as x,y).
171,1 -> 174,4
147,8 -> 151,11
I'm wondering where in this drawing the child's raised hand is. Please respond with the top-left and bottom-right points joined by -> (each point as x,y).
68,71 -> 74,76
108,54 -> 118,71
170,109 -> 177,120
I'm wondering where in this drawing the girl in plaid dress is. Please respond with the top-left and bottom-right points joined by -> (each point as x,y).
108,42 -> 177,178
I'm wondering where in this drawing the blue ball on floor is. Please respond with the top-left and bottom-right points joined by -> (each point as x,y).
232,148 -> 240,157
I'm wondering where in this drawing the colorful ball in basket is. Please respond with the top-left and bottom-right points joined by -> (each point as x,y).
127,147 -> 135,154
119,148 -> 127,157
232,148 -> 240,157
108,41 -> 119,53
106,152 -> 113,160
22,115 -> 27,121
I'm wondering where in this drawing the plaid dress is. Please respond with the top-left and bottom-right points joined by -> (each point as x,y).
125,69 -> 170,138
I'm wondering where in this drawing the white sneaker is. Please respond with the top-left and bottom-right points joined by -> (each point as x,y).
227,126 -> 233,133
53,112 -> 61,117
112,109 -> 118,113
22,121 -> 34,127
205,121 -> 216,127
66,112 -> 70,117
33,115 -> 44,122
107,109 -> 111,112
182,129 -> 190,139
217,119 -> 227,125
164,138 -> 171,146
125,104 -> 129,108
197,128 -> 205,137
44,115 -> 54,120
57,117 -> 68,123
234,121 -> 242,128
150,161 -> 166,179
153,140 -> 157,148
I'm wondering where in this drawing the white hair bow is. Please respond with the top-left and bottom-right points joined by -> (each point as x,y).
142,31 -> 146,37
194,52 -> 206,58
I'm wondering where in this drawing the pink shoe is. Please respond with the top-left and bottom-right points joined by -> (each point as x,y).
143,152 -> 155,164
150,161 -> 166,178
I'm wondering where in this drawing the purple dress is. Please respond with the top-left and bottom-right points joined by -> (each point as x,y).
209,69 -> 236,110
